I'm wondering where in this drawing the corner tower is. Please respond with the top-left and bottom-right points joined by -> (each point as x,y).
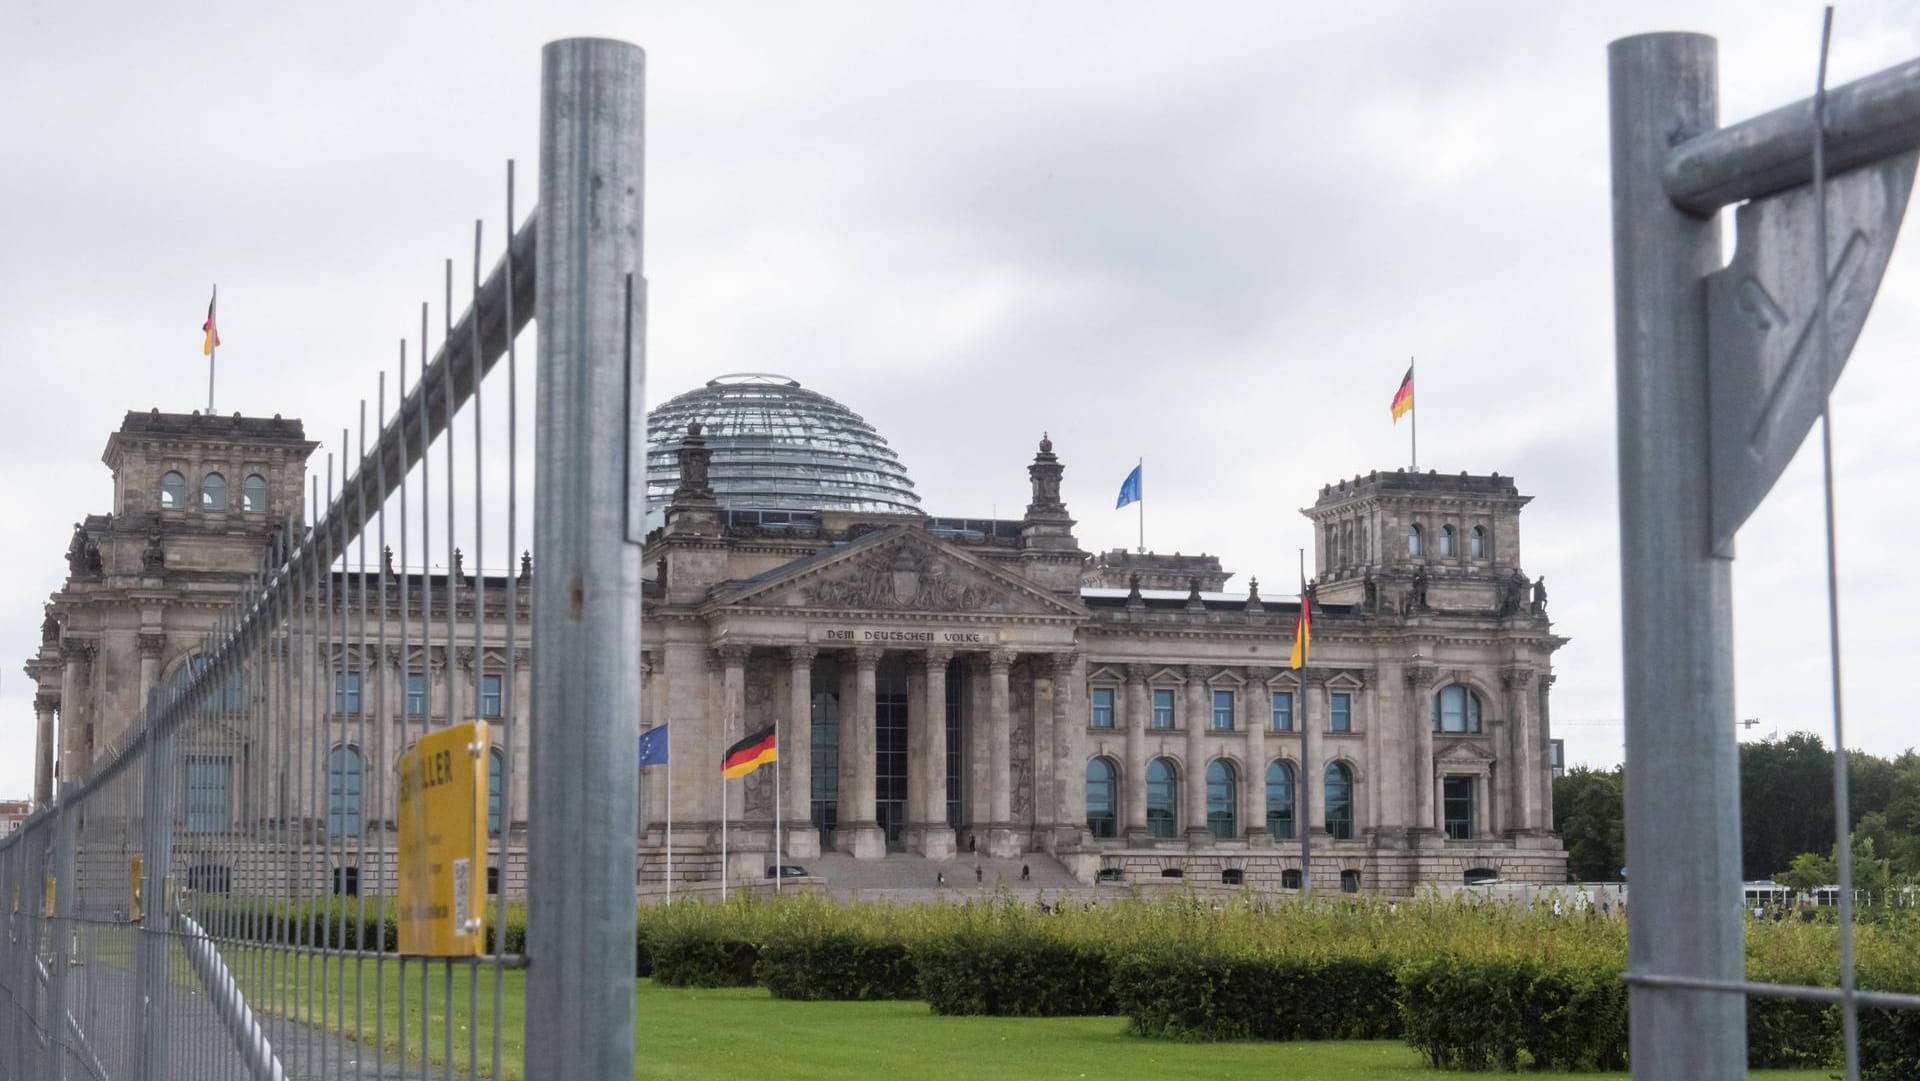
1303,469 -> 1536,616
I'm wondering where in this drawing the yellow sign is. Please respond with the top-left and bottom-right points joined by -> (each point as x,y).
396,721 -> 489,956
129,855 -> 144,923
43,876 -> 55,917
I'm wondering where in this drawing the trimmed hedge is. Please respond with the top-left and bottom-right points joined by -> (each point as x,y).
1114,952 -> 1401,1041
648,925 -> 761,988
917,935 -> 1113,1017
1399,957 -> 1628,1072
756,932 -> 919,1001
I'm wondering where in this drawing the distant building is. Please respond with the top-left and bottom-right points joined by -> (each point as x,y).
0,800 -> 29,836
27,376 -> 1568,895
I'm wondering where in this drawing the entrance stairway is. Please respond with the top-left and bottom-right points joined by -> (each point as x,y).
803,850 -> 1084,903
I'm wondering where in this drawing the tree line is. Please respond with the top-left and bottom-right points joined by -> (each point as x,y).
1552,733 -> 1920,889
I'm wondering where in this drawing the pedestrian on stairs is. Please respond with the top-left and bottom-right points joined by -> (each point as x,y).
1021,864 -> 1030,882
937,871 -> 945,887
975,864 -> 983,886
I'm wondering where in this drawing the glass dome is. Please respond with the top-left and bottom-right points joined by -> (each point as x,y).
646,373 -> 922,517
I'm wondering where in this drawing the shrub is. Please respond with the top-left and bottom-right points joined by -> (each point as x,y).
1399,956 -> 1627,1071
756,932 -> 918,1001
649,925 -> 761,987
1114,952 -> 1401,1041
917,935 -> 1112,1016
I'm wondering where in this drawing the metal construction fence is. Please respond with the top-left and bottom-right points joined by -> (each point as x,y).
0,37 -> 645,1081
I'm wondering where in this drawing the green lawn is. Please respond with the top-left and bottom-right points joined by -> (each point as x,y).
223,950 -> 1836,1081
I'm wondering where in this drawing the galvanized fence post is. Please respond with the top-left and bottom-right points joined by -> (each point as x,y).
45,795 -> 77,1081
136,718 -> 174,1081
525,36 -> 647,1081
1608,33 -> 1747,1080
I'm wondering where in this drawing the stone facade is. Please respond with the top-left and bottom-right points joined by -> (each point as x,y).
29,410 -> 1568,897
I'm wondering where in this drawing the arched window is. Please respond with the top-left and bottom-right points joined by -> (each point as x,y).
160,471 -> 187,510
1432,685 -> 1484,733
1146,758 -> 1179,839
1086,758 -> 1118,839
1439,524 -> 1456,557
1206,760 -> 1237,839
201,472 -> 227,510
1325,762 -> 1354,840
488,749 -> 505,836
327,746 -> 363,836
1470,525 -> 1487,559
1266,760 -> 1295,840
242,474 -> 267,513
1407,522 -> 1423,556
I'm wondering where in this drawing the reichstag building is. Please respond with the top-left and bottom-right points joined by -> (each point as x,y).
28,373 -> 1567,894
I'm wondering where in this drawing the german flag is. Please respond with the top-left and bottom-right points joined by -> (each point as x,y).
1290,580 -> 1312,671
1390,365 -> 1413,423
722,726 -> 777,779
202,289 -> 221,356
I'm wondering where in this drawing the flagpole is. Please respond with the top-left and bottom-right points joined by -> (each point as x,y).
1298,547 -> 1311,896
1409,355 -> 1417,472
1136,457 -> 1145,554
665,722 -> 673,904
774,716 -> 782,894
206,284 -> 218,413
721,776 -> 729,903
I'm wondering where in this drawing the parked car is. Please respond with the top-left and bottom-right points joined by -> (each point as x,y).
765,864 -> 809,879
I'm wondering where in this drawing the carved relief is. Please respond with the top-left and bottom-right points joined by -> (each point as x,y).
799,540 -> 1004,613
137,632 -> 169,658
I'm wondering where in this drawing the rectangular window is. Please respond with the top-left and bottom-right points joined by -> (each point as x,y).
185,757 -> 231,832
1443,776 -> 1474,841
1550,738 -> 1566,778
1270,692 -> 1294,732
333,670 -> 362,715
406,672 -> 427,717
1211,690 -> 1235,731
1151,688 -> 1175,730
480,674 -> 503,719
1330,693 -> 1352,733
1090,687 -> 1115,729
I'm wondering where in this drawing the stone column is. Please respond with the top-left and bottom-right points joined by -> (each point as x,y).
1537,675 -> 1557,835
1048,652 -> 1084,852
784,648 -> 818,858
1183,666 -> 1209,843
1302,670 -> 1327,838
59,640 -> 95,782
965,657 -> 988,849
33,691 -> 58,807
137,632 -> 167,713
717,645 -> 748,831
1502,666 -> 1538,836
1241,668 -> 1269,843
1406,663 -> 1440,837
911,649 -> 955,859
839,648 -> 885,859
1122,664 -> 1150,840
985,650 -> 1017,857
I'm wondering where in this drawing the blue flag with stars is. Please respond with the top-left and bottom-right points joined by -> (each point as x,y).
1115,463 -> 1143,509
638,724 -> 669,766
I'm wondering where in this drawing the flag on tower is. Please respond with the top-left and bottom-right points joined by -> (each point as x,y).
1290,580 -> 1313,670
201,291 -> 220,356
1390,365 -> 1413,423
722,726 -> 777,779
1115,463 -> 1143,509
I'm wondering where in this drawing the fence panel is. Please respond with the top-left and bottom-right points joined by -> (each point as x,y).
0,36 -> 646,1081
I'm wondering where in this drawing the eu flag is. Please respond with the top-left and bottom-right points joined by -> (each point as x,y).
1115,463 -> 1143,509
638,724 -> 670,766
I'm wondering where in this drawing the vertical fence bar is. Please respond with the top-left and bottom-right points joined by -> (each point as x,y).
46,795 -> 75,1081
525,36 -> 646,1081
1609,32 -> 1746,1081
139,714 -> 175,1081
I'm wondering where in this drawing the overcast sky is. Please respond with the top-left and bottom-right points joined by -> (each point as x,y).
3,1 -> 1918,799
